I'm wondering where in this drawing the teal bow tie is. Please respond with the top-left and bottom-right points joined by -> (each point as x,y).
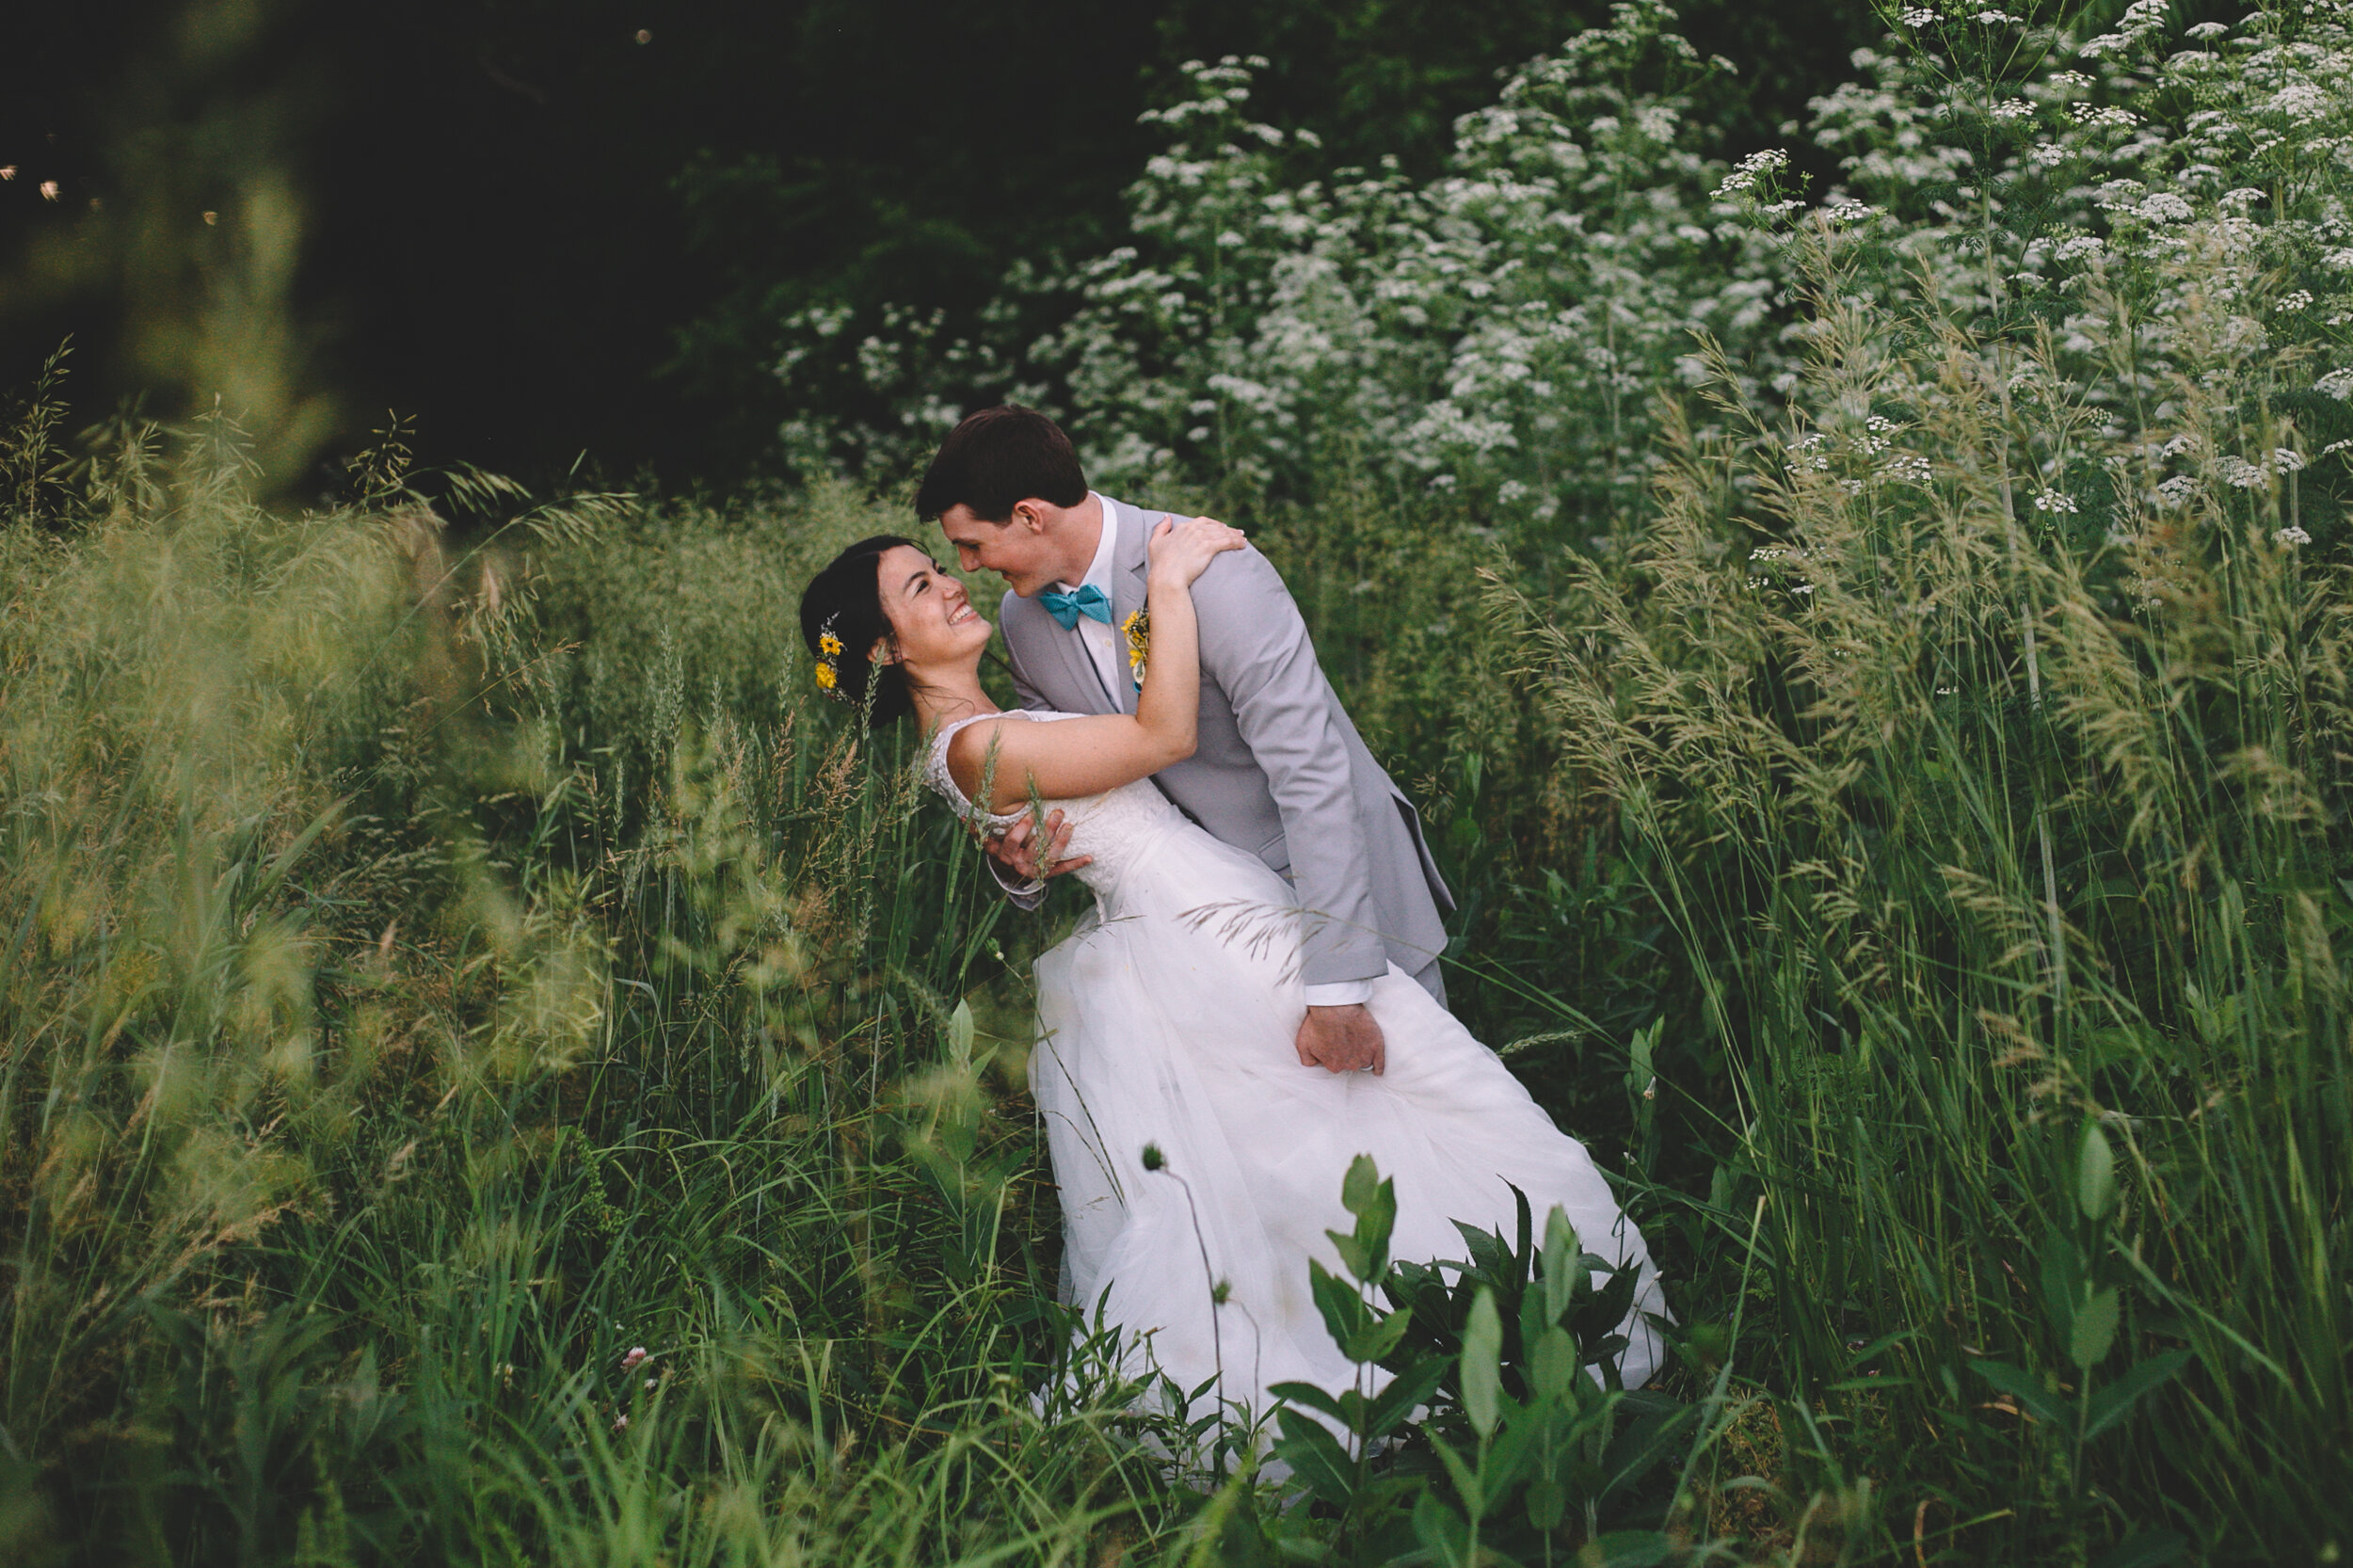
1039,582 -> 1112,631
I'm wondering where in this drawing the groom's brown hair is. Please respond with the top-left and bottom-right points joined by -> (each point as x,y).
914,405 -> 1088,523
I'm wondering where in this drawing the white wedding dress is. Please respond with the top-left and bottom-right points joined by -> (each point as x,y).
924,711 -> 1667,1419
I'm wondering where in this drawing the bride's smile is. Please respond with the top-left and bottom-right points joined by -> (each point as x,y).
873,544 -> 994,680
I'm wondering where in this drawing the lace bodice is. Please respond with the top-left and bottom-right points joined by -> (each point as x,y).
921,711 -> 1190,897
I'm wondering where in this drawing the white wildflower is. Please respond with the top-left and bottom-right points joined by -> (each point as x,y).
1901,6 -> 1939,24
2277,291 -> 2313,312
2185,20 -> 2228,38
2050,71 -> 2096,89
2135,192 -> 2195,223
2275,525 -> 2312,546
2217,455 -> 2266,488
1992,98 -> 2036,122
2273,448 -> 2306,472
2030,144 -> 2070,168
2033,489 -> 2079,514
2155,475 -> 2199,505
2317,369 -> 2353,401
2054,234 -> 2105,262
2218,187 -> 2267,207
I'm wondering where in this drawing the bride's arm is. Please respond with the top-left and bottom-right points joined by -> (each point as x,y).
949,517 -> 1244,810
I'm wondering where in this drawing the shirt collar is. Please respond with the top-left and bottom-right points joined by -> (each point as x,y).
1059,492 -> 1118,597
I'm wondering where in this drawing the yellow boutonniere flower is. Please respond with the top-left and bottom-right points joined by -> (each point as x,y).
819,632 -> 844,657
813,661 -> 838,691
1122,608 -> 1149,689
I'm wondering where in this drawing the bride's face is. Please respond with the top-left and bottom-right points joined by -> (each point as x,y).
874,545 -> 991,671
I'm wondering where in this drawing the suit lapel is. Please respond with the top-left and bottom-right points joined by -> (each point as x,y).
1109,496 -> 1152,716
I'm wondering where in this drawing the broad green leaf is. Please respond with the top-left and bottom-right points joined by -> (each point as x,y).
1271,1408 -> 1357,1508
1366,1353 -> 1449,1437
1266,1380 -> 1348,1423
1327,1227 -> 1375,1283
1462,1287 -> 1504,1438
1341,1154 -> 1381,1218
2079,1121 -> 2118,1223
2070,1287 -> 2121,1370
2083,1350 -> 2191,1441
1413,1491 -> 1472,1568
1344,1304 -> 1413,1365
1308,1259 -> 1370,1351
1971,1358 -> 2070,1427
1531,1325 -> 1582,1405
1543,1205 -> 1583,1325
1526,1470 -> 1567,1531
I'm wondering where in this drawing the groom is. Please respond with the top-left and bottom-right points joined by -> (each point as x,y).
916,405 -> 1453,1076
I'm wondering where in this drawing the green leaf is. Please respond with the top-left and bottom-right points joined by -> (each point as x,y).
1543,1206 -> 1583,1325
2089,1529 -> 2187,1568
1581,1529 -> 1672,1567
2070,1287 -> 2121,1370
1328,1228 -> 1376,1284
2082,1351 -> 2191,1441
1366,1353 -> 1449,1438
1271,1408 -> 1357,1508
1430,1430 -> 1485,1515
1267,1380 -> 1348,1424
1971,1359 -> 2070,1427
1309,1259 -> 1371,1352
1531,1325 -> 1583,1405
2079,1121 -> 2118,1223
1341,1154 -> 1382,1218
1462,1287 -> 1504,1438
1344,1304 -> 1414,1366
1413,1490 -> 1472,1568
948,999 -> 975,1064
1526,1470 -> 1567,1531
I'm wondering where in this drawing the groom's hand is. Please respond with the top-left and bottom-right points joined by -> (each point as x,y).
987,808 -> 1090,885
1297,1003 -> 1385,1076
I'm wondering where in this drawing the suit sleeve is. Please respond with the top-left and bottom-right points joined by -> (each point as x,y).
985,603 -> 1049,911
1191,548 -> 1387,988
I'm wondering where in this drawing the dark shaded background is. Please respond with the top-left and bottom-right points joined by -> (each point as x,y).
0,0 -> 1877,490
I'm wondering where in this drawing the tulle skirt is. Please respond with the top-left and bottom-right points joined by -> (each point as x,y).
1029,820 -> 1666,1421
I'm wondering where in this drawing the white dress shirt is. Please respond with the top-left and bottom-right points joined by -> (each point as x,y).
1055,493 -> 1127,703
1056,496 -> 1373,1010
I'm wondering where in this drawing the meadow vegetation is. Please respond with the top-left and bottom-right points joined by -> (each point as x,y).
5,2 -> 2351,1563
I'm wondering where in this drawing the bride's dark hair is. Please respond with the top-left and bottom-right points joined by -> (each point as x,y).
799,535 -> 921,727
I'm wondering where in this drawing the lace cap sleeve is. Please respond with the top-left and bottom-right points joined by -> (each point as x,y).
921,712 -> 1032,829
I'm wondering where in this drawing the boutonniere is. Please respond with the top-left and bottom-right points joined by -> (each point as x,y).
1122,607 -> 1149,691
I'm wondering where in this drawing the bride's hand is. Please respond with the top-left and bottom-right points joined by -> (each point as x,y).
1147,515 -> 1247,587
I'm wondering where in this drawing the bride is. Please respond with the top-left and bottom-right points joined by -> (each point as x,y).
795,518 -> 1666,1420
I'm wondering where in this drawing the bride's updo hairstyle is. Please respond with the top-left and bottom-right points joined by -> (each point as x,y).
799,535 -> 922,727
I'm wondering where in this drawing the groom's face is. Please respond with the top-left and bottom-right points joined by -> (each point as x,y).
937,504 -> 1061,599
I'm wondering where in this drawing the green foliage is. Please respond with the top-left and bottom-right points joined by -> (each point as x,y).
10,3 -> 2353,1564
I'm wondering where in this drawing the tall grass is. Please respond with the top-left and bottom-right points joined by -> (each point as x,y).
0,420 -> 1207,1564
8,4 -> 2353,1563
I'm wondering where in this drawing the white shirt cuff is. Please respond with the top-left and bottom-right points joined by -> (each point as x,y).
1304,980 -> 1375,1008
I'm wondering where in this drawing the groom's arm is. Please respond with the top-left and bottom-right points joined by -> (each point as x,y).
1190,549 -> 1387,993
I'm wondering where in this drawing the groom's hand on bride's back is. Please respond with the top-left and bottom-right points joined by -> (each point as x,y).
1297,1003 -> 1385,1076
987,808 -> 1089,886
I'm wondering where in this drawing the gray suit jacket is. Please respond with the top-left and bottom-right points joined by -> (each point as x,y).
998,493 -> 1453,990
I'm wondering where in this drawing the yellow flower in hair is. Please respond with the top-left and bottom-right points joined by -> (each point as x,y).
819,632 -> 844,657
813,662 -> 838,691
